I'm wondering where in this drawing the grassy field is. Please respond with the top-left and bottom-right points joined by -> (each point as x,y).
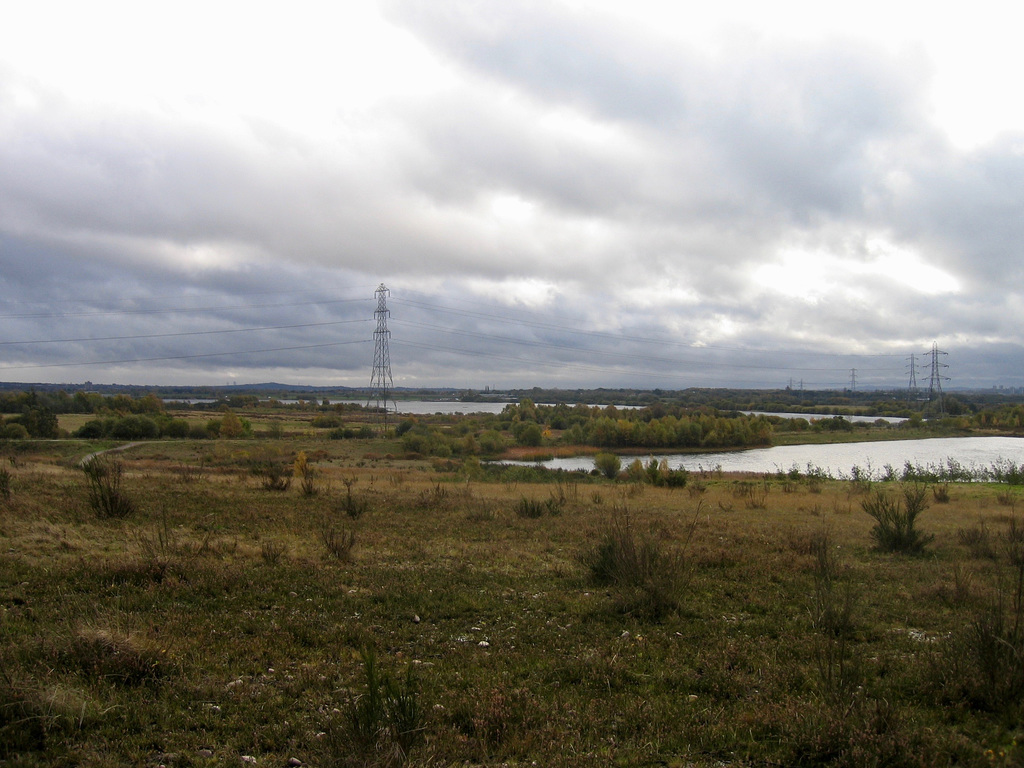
2,434 -> 1024,766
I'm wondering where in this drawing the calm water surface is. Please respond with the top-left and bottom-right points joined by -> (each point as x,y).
504,436 -> 1024,478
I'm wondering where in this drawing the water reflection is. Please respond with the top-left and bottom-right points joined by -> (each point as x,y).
501,436 -> 1024,479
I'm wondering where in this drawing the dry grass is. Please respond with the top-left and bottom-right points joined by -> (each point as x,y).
2,440 -> 1023,765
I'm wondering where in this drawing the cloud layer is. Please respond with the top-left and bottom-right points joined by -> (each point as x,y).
1,1 -> 1022,390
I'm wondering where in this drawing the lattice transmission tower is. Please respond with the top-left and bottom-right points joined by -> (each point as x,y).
367,283 -> 395,430
926,342 -> 949,415
906,353 -> 919,401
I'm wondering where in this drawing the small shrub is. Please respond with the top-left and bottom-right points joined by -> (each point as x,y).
734,479 -> 769,509
321,525 -> 356,562
415,483 -> 449,510
172,461 -> 205,484
81,456 -> 137,519
861,484 -> 934,554
594,453 -> 621,480
294,451 -> 318,497
996,489 -> 1017,507
251,460 -> 291,491
466,507 -> 495,523
957,521 -> 996,559
687,479 -> 707,498
578,504 -> 697,619
336,476 -> 370,519
261,540 -> 287,565
932,482 -> 951,503
515,497 -> 546,519
0,467 -> 10,501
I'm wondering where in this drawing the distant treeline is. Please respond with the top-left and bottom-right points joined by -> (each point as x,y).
501,386 -> 1024,416
501,400 -> 773,449
3,388 -> 1024,445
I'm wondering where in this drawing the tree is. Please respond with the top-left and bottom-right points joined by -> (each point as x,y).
219,410 -> 245,439
517,423 -> 543,447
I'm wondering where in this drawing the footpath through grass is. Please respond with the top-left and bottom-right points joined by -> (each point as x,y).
2,441 -> 1024,766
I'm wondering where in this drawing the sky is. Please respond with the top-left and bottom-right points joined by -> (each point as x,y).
2,0 -> 1024,392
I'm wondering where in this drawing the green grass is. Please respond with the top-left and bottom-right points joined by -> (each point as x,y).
2,441 -> 1024,765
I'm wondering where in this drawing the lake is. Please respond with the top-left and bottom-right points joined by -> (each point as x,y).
501,436 -> 1024,479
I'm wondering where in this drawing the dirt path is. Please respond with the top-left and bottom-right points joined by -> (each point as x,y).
78,442 -> 145,467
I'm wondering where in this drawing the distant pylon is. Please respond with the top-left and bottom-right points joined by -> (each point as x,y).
849,368 -> 857,391
906,353 -> 919,401
926,342 -> 949,415
367,283 -> 395,430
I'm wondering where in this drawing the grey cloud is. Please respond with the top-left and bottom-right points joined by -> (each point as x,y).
2,5 -> 1024,388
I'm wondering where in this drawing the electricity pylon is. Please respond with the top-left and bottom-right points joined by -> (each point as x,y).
367,283 -> 395,431
906,353 -> 919,401
926,342 -> 949,415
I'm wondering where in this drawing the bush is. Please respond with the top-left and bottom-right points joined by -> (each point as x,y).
321,525 -> 356,561
594,452 -> 621,480
251,460 -> 291,491
161,418 -> 190,438
0,423 -> 30,440
515,497 -> 546,518
82,456 -> 137,519
261,540 -> 287,565
516,423 -> 543,447
75,419 -> 109,439
339,477 -> 369,519
294,451 -> 318,496
110,415 -> 159,439
578,504 -> 696,619
861,484 -> 934,554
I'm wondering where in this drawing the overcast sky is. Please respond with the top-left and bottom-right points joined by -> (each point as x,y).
2,1 -> 1024,391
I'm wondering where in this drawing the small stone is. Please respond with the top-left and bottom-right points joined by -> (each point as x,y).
198,748 -> 214,758
478,640 -> 490,648
687,694 -> 699,703
287,759 -> 303,767
241,757 -> 257,765
288,591 -> 298,598
412,614 -> 421,624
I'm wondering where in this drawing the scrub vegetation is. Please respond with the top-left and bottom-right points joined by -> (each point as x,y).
3,394 -> 1024,765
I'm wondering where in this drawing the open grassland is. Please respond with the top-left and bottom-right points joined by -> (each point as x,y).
3,437 -> 1024,766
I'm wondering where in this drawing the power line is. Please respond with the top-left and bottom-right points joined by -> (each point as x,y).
0,318 -> 370,347
394,293 -> 909,359
0,296 -> 371,321
392,317 -> 896,375
0,340 -> 370,371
